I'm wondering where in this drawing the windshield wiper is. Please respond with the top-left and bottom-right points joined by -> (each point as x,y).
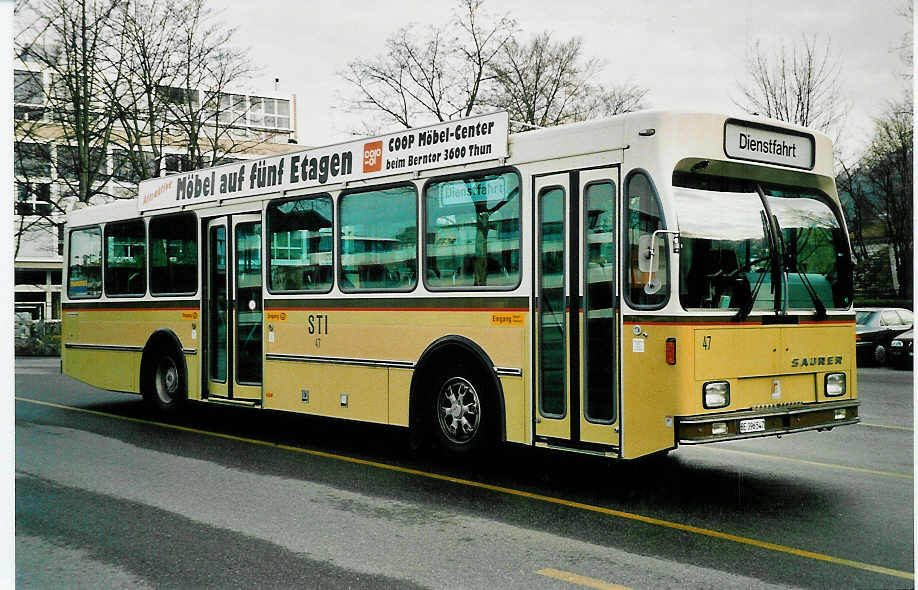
734,210 -> 772,322
772,215 -> 828,320
754,185 -> 784,316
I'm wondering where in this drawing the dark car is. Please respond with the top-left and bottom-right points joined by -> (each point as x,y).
856,308 -> 914,365
889,329 -> 913,369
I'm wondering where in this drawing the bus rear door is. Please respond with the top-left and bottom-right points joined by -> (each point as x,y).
205,214 -> 263,402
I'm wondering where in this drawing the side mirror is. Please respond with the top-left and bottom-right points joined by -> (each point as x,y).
638,234 -> 657,273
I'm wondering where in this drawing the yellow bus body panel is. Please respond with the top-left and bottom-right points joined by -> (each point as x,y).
263,306 -> 529,443
61,306 -> 200,398
622,320 -> 856,458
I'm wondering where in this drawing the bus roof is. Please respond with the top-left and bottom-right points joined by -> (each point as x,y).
68,198 -> 139,228
69,109 -> 834,225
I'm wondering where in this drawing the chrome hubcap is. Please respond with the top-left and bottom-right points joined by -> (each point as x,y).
155,358 -> 179,404
437,376 -> 480,444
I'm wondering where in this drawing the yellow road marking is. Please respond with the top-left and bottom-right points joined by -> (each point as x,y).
16,396 -> 914,582
698,446 -> 913,480
860,422 -> 913,432
537,568 -> 631,589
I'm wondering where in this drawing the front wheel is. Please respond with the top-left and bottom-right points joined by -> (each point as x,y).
432,369 -> 492,454
873,344 -> 888,365
144,349 -> 185,412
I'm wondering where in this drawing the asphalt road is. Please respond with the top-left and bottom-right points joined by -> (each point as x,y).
14,358 -> 914,589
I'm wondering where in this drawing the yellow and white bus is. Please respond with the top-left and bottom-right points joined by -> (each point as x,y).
62,110 -> 859,459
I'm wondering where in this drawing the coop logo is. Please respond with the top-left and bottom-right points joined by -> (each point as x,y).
363,141 -> 383,173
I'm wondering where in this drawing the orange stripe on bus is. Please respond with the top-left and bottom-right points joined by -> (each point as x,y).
267,307 -> 530,313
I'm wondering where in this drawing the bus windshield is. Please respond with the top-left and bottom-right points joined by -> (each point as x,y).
674,187 -> 774,310
672,174 -> 852,312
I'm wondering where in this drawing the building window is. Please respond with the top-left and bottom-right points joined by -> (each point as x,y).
104,219 -> 146,296
249,97 -> 291,130
68,227 -> 102,298
267,195 -> 333,292
150,213 -> 197,295
56,145 -> 107,180
14,70 -> 44,121
113,149 -> 157,182
425,171 -> 521,289
164,154 -> 191,174
15,183 -> 52,216
339,185 -> 417,291
14,142 -> 51,178
15,269 -> 47,285
214,93 -> 246,126
157,86 -> 199,108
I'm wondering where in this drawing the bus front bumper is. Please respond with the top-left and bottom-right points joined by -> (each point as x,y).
676,400 -> 860,445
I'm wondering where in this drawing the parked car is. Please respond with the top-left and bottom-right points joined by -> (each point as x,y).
889,329 -> 913,369
856,308 -> 913,365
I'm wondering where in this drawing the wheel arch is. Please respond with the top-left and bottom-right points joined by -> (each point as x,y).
140,328 -> 189,396
409,335 -> 507,442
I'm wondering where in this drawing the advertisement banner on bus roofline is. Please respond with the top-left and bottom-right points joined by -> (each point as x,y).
137,111 -> 510,212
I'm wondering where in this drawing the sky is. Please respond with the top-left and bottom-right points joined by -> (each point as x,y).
220,0 -> 911,160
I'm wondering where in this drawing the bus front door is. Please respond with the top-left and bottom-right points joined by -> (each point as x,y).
205,215 -> 263,402
534,167 -> 621,452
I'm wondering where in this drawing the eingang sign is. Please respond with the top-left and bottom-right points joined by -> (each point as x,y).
723,120 -> 815,170
138,111 -> 510,212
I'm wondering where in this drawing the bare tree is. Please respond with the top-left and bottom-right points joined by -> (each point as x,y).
896,1 -> 913,75
341,0 -> 515,131
101,0 -> 179,181
162,0 -> 255,171
735,36 -> 848,141
16,0 -> 125,202
487,32 -> 646,131
859,101 -> 913,298
14,0 -> 127,256
835,159 -> 872,262
341,0 -> 645,134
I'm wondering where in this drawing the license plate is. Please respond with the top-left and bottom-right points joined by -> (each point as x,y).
739,418 -> 766,434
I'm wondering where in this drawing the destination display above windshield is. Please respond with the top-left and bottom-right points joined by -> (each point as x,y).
138,111 -> 509,212
723,120 -> 814,170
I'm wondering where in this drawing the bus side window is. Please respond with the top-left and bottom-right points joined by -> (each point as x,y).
150,212 -> 197,296
67,226 -> 102,298
266,195 -> 333,293
339,185 -> 417,292
104,219 -> 146,297
625,172 -> 668,308
424,171 -> 521,290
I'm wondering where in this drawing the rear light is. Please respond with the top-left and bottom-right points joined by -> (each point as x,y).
855,334 -> 862,341
665,338 -> 676,365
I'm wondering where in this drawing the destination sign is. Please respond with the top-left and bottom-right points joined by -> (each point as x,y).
724,120 -> 814,170
137,111 -> 509,212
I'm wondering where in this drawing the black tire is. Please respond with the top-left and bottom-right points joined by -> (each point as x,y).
430,364 -> 494,455
873,344 -> 888,365
143,348 -> 186,412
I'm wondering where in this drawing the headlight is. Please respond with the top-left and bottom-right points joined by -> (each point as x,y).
891,340 -> 904,347
825,373 -> 846,397
703,381 -> 730,409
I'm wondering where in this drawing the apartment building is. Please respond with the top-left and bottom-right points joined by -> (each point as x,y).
13,64 -> 302,322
